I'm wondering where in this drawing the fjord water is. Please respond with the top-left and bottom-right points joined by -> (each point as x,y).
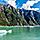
0,27 -> 40,40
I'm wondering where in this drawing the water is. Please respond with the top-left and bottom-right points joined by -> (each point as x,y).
0,27 -> 40,40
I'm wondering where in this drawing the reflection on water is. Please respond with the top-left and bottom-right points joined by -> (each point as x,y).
0,27 -> 40,40
0,30 -> 12,36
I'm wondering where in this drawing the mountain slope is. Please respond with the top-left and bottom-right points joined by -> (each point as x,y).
0,4 -> 40,26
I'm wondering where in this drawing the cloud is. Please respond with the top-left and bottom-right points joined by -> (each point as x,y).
20,0 -> 40,11
1,0 -> 40,11
7,0 -> 16,8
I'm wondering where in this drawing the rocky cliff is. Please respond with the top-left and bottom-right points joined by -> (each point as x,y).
0,4 -> 40,26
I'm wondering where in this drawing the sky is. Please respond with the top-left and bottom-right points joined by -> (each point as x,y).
0,0 -> 40,12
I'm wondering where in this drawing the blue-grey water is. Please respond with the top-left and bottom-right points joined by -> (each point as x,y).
0,27 -> 40,40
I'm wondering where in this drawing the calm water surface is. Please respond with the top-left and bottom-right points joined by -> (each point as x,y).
0,27 -> 40,40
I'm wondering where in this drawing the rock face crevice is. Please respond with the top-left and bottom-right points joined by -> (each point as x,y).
0,4 -> 40,26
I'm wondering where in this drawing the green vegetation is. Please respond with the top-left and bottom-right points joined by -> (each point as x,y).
0,4 -> 27,26
0,4 -> 37,26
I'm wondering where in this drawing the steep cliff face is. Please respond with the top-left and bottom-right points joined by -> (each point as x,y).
19,9 -> 39,25
0,4 -> 40,26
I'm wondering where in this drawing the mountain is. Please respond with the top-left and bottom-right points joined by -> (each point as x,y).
19,9 -> 40,25
0,4 -> 40,26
